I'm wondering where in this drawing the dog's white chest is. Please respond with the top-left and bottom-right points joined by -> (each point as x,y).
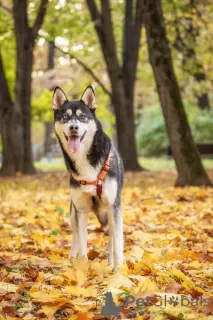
80,184 -> 96,193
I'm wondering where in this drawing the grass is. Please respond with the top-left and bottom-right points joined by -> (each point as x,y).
140,157 -> 213,170
34,156 -> 213,171
34,158 -> 66,170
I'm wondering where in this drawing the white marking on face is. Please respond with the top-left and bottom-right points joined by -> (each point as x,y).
55,119 -> 101,181
66,110 -> 72,116
76,109 -> 83,117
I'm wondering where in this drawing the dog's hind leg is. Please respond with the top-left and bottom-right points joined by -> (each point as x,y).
107,205 -> 123,271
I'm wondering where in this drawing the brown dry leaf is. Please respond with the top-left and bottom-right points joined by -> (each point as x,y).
165,282 -> 184,293
0,305 -> 17,318
76,312 -> 93,320
87,249 -> 100,260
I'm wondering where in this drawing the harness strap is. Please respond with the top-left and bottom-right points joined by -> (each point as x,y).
71,157 -> 110,199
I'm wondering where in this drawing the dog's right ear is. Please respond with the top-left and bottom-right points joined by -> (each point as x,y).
52,87 -> 67,110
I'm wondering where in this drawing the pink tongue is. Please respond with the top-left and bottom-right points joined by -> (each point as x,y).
68,136 -> 81,153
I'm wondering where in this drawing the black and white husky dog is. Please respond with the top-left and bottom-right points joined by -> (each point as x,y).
52,86 -> 124,270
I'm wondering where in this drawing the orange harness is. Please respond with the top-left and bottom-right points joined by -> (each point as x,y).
71,157 -> 110,199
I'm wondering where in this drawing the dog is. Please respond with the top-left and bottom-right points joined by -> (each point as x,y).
52,86 -> 124,270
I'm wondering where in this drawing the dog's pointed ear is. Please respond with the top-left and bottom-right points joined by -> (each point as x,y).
52,87 -> 67,110
81,86 -> 97,110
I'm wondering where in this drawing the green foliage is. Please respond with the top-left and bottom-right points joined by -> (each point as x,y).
136,105 -> 169,156
136,105 -> 213,156
32,89 -> 53,121
1,0 -> 213,159
188,107 -> 213,143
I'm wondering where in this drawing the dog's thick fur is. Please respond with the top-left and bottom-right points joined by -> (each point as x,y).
52,86 -> 124,270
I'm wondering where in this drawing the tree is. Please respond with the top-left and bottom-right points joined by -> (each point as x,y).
168,0 -> 210,110
44,40 -> 55,156
0,53 -> 14,174
0,0 -> 48,175
86,0 -> 143,171
143,0 -> 212,186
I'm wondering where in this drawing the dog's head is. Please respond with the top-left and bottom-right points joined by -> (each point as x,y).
52,86 -> 97,153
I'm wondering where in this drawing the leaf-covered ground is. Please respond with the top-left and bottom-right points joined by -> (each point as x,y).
0,171 -> 213,320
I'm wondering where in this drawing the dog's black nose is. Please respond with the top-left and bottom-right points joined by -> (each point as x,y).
69,124 -> 79,131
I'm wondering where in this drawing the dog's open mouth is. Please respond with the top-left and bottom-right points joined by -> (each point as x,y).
64,131 -> 86,153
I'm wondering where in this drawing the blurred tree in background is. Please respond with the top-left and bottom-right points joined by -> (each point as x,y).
164,0 -> 212,110
143,0 -> 211,186
0,0 -> 213,186
0,0 -> 48,175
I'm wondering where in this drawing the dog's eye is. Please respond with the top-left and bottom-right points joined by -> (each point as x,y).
62,114 -> 69,120
79,114 -> 86,121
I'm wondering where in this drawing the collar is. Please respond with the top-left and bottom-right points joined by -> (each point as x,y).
71,156 -> 110,199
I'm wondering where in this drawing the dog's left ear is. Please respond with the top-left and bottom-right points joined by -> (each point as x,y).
81,86 -> 97,110
52,87 -> 67,110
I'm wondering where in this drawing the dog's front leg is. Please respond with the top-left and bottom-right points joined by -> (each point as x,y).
69,201 -> 79,258
77,210 -> 88,258
69,202 -> 88,259
107,205 -> 123,271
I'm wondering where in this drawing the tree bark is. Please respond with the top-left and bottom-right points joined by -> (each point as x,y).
193,70 -> 210,110
0,40 -> 35,175
44,122 -> 54,155
111,82 -> 141,171
14,40 -> 35,173
43,40 -> 55,157
0,53 -> 19,175
0,0 -> 48,175
48,40 -> 55,70
183,49 -> 210,110
143,0 -> 212,186
86,0 -> 143,171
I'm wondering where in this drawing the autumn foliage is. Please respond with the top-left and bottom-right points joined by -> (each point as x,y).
0,171 -> 213,319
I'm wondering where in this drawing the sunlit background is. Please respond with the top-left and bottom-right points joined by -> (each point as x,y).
1,0 -> 213,172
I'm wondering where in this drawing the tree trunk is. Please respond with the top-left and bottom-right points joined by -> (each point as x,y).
44,122 -> 54,155
1,45 -> 35,175
173,8 -> 211,110
112,83 -> 141,171
183,51 -> 210,110
0,0 -> 48,175
0,53 -> 22,175
1,109 -> 20,175
14,41 -> 35,174
143,0 -> 212,186
44,39 -> 55,157
86,0 -> 143,171
194,70 -> 210,110
48,40 -> 55,70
